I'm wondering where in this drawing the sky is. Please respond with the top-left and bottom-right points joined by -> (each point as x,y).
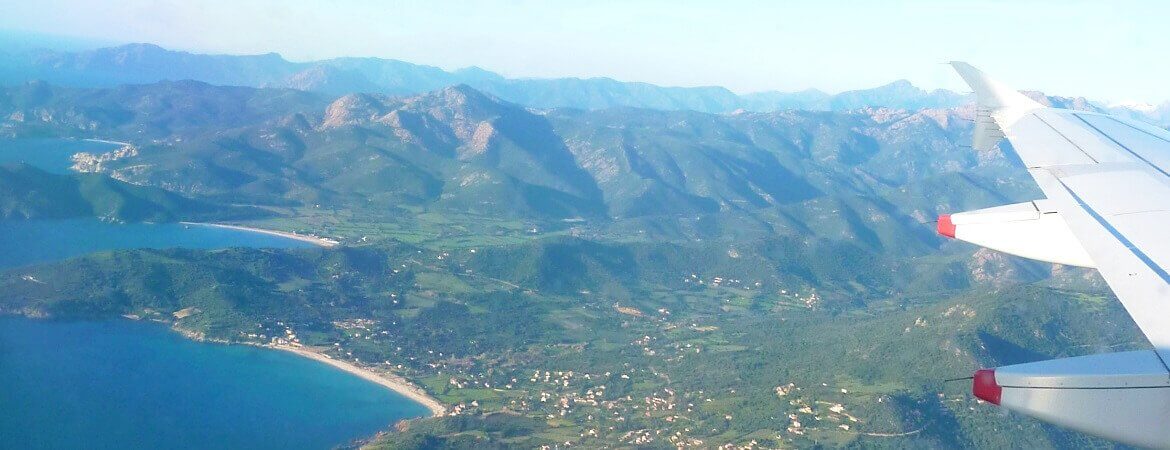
1,0 -> 1167,103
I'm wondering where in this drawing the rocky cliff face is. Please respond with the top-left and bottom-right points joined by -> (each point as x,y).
70,144 -> 138,174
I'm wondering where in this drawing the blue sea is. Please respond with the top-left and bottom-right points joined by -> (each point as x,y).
0,318 -> 430,449
0,138 -> 431,448
0,219 -> 314,269
0,137 -> 122,174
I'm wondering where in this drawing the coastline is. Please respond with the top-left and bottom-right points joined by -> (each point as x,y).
8,313 -> 445,418
170,324 -> 445,418
265,344 -> 447,417
82,138 -> 132,146
179,222 -> 340,248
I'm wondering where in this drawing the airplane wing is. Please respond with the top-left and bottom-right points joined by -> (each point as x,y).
941,62 -> 1170,448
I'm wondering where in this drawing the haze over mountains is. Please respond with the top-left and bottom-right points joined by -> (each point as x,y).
0,43 -> 976,113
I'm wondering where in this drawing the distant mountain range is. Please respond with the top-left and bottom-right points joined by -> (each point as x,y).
0,43 -> 972,113
8,42 -> 1170,125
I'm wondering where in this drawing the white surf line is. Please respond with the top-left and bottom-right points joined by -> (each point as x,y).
179,222 -> 340,247
82,138 -> 132,146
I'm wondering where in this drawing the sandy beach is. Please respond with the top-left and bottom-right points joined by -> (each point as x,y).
82,138 -> 132,146
266,344 -> 446,417
169,324 -> 445,417
179,222 -> 340,247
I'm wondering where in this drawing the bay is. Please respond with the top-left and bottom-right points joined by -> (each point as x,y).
1,138 -> 430,449
0,218 -> 314,269
0,138 -> 121,174
0,317 -> 430,449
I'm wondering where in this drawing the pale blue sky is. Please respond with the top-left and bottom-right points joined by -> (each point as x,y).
1,0 -> 1167,102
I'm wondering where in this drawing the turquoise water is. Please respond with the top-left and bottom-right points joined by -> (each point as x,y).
0,138 -> 121,173
0,219 -> 314,269
0,317 -> 431,449
0,137 -> 429,448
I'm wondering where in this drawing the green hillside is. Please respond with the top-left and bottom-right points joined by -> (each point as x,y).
0,237 -> 1133,448
0,81 -> 1033,236
0,163 -> 260,222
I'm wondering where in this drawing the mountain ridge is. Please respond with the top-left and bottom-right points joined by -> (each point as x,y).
1,42 -> 971,113
0,79 -> 1037,254
7,41 -> 1170,126
0,163 -> 261,222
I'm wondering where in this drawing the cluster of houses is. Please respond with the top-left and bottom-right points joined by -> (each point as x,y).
775,383 -> 860,437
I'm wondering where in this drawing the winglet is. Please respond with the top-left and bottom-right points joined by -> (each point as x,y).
950,62 -> 1042,151
950,62 -> 1042,111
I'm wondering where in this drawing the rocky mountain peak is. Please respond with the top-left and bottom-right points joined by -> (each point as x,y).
432,84 -> 502,111
884,79 -> 916,89
101,43 -> 168,56
398,85 -> 513,140
321,93 -> 393,129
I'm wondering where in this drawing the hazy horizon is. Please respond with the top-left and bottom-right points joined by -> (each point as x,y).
0,30 -> 959,98
2,1 -> 1168,103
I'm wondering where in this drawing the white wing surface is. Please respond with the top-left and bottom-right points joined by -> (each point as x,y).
942,63 -> 1170,448
954,62 -> 1170,363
